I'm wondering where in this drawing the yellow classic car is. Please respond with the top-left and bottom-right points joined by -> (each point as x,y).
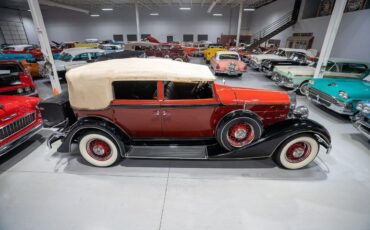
203,44 -> 226,63
20,60 -> 40,78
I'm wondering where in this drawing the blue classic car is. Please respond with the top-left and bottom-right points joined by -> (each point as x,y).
353,101 -> 370,139
307,70 -> 370,115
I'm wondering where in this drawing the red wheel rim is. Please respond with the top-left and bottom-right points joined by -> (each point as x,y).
86,139 -> 112,161
285,141 -> 311,163
226,123 -> 255,148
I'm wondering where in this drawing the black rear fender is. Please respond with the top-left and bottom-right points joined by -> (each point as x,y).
57,117 -> 129,156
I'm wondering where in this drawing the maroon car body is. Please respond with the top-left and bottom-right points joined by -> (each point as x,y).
144,45 -> 189,62
0,61 -> 38,97
0,95 -> 42,156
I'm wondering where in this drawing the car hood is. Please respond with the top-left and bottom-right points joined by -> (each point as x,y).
0,96 -> 40,119
311,79 -> 370,100
252,54 -> 287,61
215,84 -> 290,105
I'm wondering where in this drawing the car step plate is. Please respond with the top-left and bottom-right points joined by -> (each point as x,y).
126,145 -> 208,159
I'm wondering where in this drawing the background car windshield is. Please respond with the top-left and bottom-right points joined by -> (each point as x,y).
60,52 -> 72,61
290,53 -> 306,61
341,63 -> 368,74
0,64 -> 21,73
219,54 -> 239,60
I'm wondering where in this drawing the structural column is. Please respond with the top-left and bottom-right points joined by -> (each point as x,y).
314,0 -> 347,78
236,2 -> 243,47
135,2 -> 141,41
27,0 -> 61,95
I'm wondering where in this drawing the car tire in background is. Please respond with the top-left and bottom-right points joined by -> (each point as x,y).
78,131 -> 122,167
174,58 -> 184,62
217,117 -> 262,151
274,134 -> 319,170
297,81 -> 309,95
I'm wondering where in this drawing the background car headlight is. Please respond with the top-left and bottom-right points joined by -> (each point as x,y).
17,88 -> 24,94
339,90 -> 349,99
309,80 -> 315,85
356,102 -> 363,111
288,92 -> 297,110
363,105 -> 370,114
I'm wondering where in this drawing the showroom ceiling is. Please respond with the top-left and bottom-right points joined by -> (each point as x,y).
0,0 -> 275,11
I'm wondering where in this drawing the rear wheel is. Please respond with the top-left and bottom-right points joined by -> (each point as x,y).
274,135 -> 319,169
174,57 -> 184,62
217,117 -> 262,151
79,131 -> 122,167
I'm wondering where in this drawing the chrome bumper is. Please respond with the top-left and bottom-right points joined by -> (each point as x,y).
215,70 -> 244,76
353,119 -> 370,139
261,67 -> 273,76
307,95 -> 354,115
0,123 -> 42,157
315,134 -> 332,154
249,60 -> 260,70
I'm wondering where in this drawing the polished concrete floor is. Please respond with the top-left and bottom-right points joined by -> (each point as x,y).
0,58 -> 369,230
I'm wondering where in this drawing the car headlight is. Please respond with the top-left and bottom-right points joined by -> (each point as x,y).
363,105 -> 370,114
338,90 -> 349,99
309,80 -> 314,85
293,106 -> 309,119
17,88 -> 24,94
25,86 -> 31,92
356,102 -> 364,111
288,92 -> 297,110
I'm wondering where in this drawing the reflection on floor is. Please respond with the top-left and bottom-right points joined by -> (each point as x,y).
1,57 -> 369,230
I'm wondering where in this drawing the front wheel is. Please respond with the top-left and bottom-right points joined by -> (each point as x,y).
79,131 -> 122,167
217,117 -> 262,151
274,135 -> 319,169
297,81 -> 309,95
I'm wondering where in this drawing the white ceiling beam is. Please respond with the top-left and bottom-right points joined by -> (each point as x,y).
39,0 -> 89,14
207,0 -> 218,13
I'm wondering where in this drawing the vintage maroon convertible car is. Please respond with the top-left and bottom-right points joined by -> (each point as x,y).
40,58 -> 331,169
144,45 -> 189,62
0,95 -> 42,156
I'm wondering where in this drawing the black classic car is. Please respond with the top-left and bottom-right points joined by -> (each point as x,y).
261,52 -> 311,77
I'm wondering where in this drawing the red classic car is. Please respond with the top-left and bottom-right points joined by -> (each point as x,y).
144,45 -> 189,62
0,95 -> 42,156
2,44 -> 61,61
210,51 -> 247,77
41,58 -> 331,169
0,61 -> 38,96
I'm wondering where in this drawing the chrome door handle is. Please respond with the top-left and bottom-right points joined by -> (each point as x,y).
162,111 -> 171,116
152,110 -> 160,116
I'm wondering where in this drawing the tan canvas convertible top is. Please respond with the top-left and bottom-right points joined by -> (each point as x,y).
66,58 -> 216,110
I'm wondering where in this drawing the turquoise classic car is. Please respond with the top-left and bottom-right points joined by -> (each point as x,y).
307,70 -> 370,115
352,100 -> 370,139
272,58 -> 370,95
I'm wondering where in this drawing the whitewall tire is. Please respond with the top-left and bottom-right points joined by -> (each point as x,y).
174,58 -> 184,62
275,135 -> 319,170
79,132 -> 121,167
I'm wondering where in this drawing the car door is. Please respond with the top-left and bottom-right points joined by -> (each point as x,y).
111,80 -> 162,138
160,81 -> 219,138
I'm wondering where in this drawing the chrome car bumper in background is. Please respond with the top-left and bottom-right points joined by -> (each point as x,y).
261,66 -> 273,76
307,87 -> 354,115
249,60 -> 260,70
353,117 -> 370,139
273,74 -> 296,89
0,123 -> 42,157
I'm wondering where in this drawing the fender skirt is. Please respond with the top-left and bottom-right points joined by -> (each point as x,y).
208,118 -> 331,159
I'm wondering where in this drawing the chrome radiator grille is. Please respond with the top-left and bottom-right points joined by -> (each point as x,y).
308,87 -> 339,106
0,113 -> 36,141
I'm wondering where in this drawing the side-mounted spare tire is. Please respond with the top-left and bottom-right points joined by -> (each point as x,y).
216,113 -> 263,151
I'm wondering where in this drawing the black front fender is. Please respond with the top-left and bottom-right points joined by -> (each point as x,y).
210,118 -> 331,159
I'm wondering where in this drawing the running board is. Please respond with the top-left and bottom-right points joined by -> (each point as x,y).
125,145 -> 208,159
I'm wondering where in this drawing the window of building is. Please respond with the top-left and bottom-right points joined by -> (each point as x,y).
183,34 -> 194,42
164,82 -> 213,100
167,36 -> 173,42
197,34 -> 208,41
113,81 -> 157,100
113,34 -> 124,42
127,34 -> 137,41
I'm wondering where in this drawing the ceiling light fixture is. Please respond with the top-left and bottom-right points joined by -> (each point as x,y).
90,14 -> 100,17
150,13 -> 159,16
243,8 -> 255,11
102,8 -> 113,11
179,7 -> 191,10
213,13 -> 223,16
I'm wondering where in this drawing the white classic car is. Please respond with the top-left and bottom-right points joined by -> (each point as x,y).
98,44 -> 124,54
40,48 -> 105,78
249,48 -> 317,70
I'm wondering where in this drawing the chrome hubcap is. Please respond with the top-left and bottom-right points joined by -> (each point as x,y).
92,145 -> 105,156
234,129 -> 247,139
292,148 -> 305,158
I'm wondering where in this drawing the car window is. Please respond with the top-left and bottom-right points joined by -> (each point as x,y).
90,52 -> 103,60
219,54 -> 239,60
164,81 -> 213,100
113,81 -> 157,100
341,63 -> 368,74
60,52 -> 73,61
73,53 -> 89,61
325,62 -> 337,72
2,47 -> 14,51
0,64 -> 21,73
